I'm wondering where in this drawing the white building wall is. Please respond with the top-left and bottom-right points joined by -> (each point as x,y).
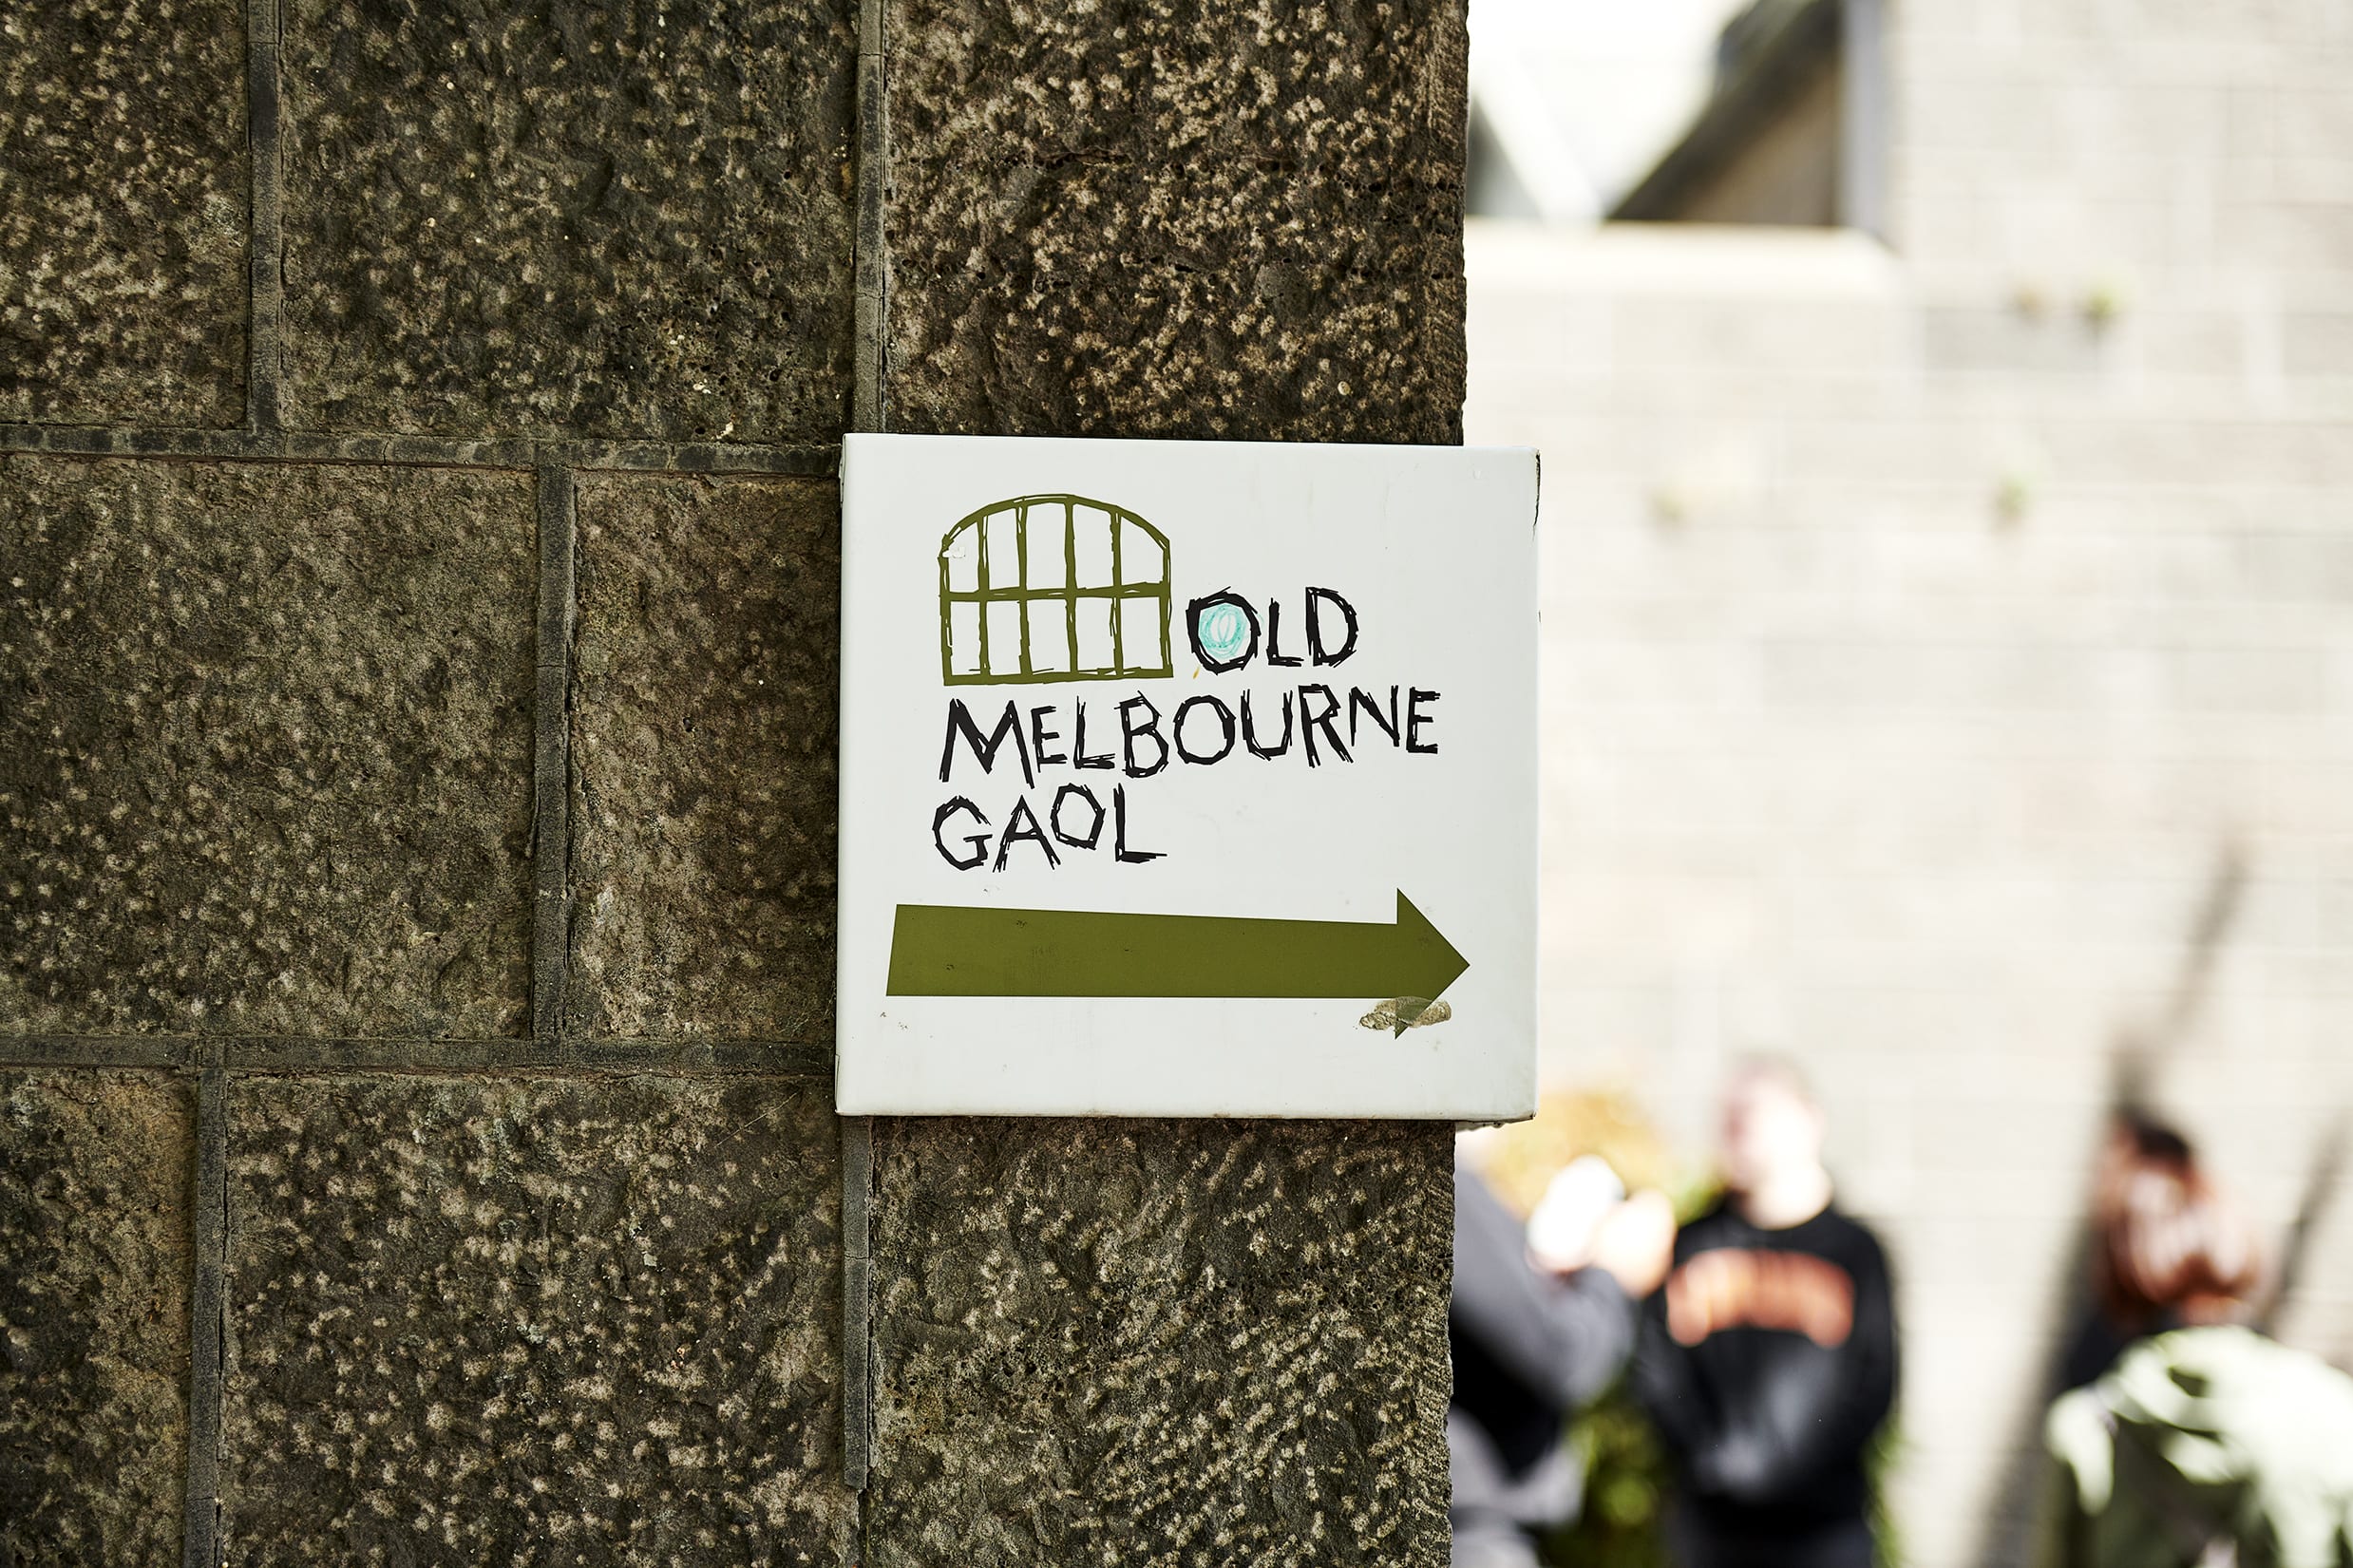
1465,5 -> 2353,1562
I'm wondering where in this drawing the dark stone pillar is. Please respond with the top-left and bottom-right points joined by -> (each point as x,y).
0,0 -> 1466,1560
863,2 -> 1467,1563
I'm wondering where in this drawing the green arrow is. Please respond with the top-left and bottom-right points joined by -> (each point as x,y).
884,891 -> 1470,1030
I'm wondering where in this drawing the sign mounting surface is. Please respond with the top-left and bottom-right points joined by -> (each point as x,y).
835,433 -> 1538,1119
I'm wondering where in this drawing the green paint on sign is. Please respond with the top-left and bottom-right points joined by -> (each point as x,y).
885,891 -> 1470,1033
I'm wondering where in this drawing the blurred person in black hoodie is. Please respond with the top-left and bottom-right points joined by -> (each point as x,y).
1452,1150 -> 1678,1568
1634,1060 -> 1899,1568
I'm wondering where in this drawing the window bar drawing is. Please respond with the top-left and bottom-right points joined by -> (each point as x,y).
938,494 -> 1174,685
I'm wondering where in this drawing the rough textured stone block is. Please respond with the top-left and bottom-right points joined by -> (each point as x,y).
0,1069 -> 192,1568
0,0 -> 247,426
0,457 -> 535,1037
281,0 -> 856,443
866,1118 -> 1453,1568
222,1073 -> 852,1565
568,476 -> 838,1041
884,0 -> 1468,444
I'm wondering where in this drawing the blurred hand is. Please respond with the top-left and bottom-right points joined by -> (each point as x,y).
1587,1189 -> 1677,1298
1526,1155 -> 1626,1273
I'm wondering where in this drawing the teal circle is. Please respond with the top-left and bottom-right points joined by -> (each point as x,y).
1198,602 -> 1251,662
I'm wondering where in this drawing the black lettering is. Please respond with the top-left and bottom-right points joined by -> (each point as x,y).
1298,684 -> 1351,766
1264,597 -> 1303,667
1113,784 -> 1166,863
1118,694 -> 1169,778
1185,590 -> 1262,673
932,797 -> 992,870
1030,705 -> 1067,768
1072,700 -> 1115,769
991,794 -> 1059,871
1305,587 -> 1360,666
1049,784 -> 1106,849
1241,690 -> 1293,759
1349,685 -> 1400,748
1173,695 -> 1239,765
1407,689 -> 1441,754
939,698 -> 1034,787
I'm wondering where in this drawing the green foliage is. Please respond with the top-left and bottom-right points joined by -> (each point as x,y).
1868,1415 -> 1907,1568
1536,1395 -> 1906,1568
1540,1382 -> 1674,1568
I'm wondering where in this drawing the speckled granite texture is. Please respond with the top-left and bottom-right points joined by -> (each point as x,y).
4,0 -> 1471,1557
0,0 -> 248,426
883,0 -> 1468,443
0,1069 -> 192,1568
280,0 -> 857,443
864,9 -> 1469,1561
567,477 -> 840,1041
0,456 -> 536,1036
221,1073 -> 852,1564
866,1118 -> 1454,1568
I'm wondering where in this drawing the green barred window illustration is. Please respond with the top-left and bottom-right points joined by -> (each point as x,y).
939,494 -> 1174,686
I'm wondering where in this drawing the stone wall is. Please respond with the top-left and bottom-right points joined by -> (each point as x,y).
1465,1 -> 2353,1563
0,1 -> 1469,1563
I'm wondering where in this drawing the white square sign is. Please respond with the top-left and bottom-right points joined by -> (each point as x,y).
835,433 -> 1538,1119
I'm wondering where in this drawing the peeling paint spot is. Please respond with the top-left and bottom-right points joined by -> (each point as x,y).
1359,996 -> 1451,1033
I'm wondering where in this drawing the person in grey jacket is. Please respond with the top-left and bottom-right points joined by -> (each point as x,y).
1452,1154 -> 1676,1568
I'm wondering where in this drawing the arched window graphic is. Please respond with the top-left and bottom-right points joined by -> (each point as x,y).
939,494 -> 1173,686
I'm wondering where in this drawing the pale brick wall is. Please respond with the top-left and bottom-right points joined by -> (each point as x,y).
1465,4 -> 2353,1562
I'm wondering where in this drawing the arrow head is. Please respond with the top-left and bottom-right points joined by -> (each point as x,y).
1393,891 -> 1470,1032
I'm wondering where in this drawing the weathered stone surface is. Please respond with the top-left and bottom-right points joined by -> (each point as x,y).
884,0 -> 1468,444
867,1118 -> 1453,1567
221,1073 -> 852,1565
281,0 -> 856,443
872,12 -> 1467,1558
568,477 -> 838,1042
0,456 -> 535,1037
0,0 -> 247,426
0,1069 -> 192,1568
